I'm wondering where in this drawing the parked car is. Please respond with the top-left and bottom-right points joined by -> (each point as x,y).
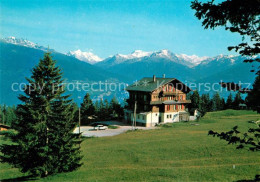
94,125 -> 108,130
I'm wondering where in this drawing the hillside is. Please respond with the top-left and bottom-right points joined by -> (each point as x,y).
1,39 -> 259,105
95,50 -> 258,85
1,110 -> 259,181
0,41 -> 128,105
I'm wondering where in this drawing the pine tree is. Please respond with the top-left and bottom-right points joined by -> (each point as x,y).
1,104 -> 7,125
225,93 -> 233,109
110,96 -> 124,119
99,99 -> 110,120
233,92 -> 243,109
187,90 -> 200,116
199,94 -> 211,116
246,74 -> 260,113
0,52 -> 82,177
80,93 -> 95,124
94,101 -> 99,115
5,106 -> 16,126
221,98 -> 225,110
0,105 -> 3,124
190,90 -> 200,109
211,92 -> 223,111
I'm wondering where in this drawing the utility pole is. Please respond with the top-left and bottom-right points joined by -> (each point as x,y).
134,101 -> 137,130
78,96 -> 81,145
79,107 -> 81,135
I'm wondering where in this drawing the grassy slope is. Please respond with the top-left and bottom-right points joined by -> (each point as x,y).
1,110 -> 260,181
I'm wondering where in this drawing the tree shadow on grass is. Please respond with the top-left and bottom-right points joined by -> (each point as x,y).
235,175 -> 260,182
1,175 -> 37,182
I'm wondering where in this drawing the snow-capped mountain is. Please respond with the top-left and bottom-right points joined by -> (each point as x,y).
1,36 -> 52,51
96,49 -> 201,68
1,38 -> 258,106
176,54 -> 209,66
117,50 -> 152,59
199,54 -> 238,66
150,49 -> 174,59
67,49 -> 102,64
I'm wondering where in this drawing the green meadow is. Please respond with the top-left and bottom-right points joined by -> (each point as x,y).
1,110 -> 260,181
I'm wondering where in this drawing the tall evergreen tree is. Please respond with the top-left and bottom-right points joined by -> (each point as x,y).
80,93 -> 95,124
221,98 -> 226,110
211,92 -> 223,111
0,52 -> 82,177
225,93 -> 233,109
0,105 -> 1,122
233,92 -> 244,109
190,90 -> 200,109
199,94 -> 211,116
246,74 -> 260,113
1,104 -> 7,125
94,100 -> 99,115
5,106 -> 16,126
110,96 -> 124,118
100,99 -> 110,120
187,90 -> 201,116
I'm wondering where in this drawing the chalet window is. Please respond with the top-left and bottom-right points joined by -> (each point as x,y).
180,95 -> 183,100
142,116 -> 145,120
178,105 -> 181,110
144,95 -> 147,101
137,115 -> 140,119
144,105 -> 148,111
182,104 -> 184,110
173,105 -> 176,110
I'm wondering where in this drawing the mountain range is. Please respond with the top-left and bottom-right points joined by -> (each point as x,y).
0,37 -> 258,105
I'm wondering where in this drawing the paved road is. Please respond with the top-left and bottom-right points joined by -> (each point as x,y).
73,124 -> 156,137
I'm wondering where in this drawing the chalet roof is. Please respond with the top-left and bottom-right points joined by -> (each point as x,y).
126,77 -> 191,93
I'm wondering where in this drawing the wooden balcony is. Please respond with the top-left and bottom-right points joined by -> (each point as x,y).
150,100 -> 191,105
162,91 -> 178,96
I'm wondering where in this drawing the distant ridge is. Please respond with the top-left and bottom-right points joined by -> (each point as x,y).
1,36 -> 54,52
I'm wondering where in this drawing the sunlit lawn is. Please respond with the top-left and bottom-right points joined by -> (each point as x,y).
1,110 -> 260,181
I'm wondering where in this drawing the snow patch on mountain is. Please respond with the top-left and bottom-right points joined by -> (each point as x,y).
176,54 -> 209,65
117,50 -> 152,59
67,49 -> 103,64
156,49 -> 173,58
1,36 -> 51,51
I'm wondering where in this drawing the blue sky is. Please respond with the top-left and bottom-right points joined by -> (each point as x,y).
0,0 -> 241,58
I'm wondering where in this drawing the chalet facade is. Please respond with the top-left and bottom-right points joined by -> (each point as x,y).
125,75 -> 191,127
